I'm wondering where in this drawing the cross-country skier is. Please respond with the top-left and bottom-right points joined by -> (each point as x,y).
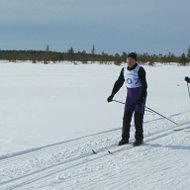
107,52 -> 148,146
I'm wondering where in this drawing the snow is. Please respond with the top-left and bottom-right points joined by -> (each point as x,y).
0,61 -> 190,189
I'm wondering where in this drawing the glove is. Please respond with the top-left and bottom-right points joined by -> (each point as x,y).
185,76 -> 190,83
137,97 -> 145,106
107,95 -> 114,103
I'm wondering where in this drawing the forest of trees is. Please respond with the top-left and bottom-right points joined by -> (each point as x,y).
0,45 -> 190,66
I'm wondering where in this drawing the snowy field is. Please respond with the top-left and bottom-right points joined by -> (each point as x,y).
0,61 -> 190,190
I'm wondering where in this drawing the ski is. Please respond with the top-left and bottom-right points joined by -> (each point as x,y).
92,145 -> 128,155
107,144 -> 134,155
173,126 -> 190,132
92,143 -> 140,155
180,128 -> 190,132
184,129 -> 190,132
108,150 -> 113,154
92,149 -> 97,154
92,125 -> 190,156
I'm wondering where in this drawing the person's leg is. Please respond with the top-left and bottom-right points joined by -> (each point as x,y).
121,111 -> 133,141
119,101 -> 135,146
134,112 -> 144,141
134,101 -> 145,146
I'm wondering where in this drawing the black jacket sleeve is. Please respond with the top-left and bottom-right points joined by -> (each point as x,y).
138,67 -> 147,99
110,68 -> 125,97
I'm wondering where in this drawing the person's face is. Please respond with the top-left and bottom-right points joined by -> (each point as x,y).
126,57 -> 136,68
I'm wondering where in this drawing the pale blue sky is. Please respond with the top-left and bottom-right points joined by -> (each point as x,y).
0,0 -> 189,55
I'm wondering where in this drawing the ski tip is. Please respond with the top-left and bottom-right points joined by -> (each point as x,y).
92,149 -> 97,154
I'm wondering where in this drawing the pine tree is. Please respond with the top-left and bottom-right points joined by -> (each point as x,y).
67,47 -> 75,61
67,47 -> 74,54
46,45 -> 50,52
179,53 -> 188,66
187,46 -> 190,62
91,44 -> 96,55
44,45 -> 50,64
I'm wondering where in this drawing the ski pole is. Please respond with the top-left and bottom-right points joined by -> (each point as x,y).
112,99 -> 125,105
145,106 -> 178,125
112,99 -> 178,126
187,82 -> 190,99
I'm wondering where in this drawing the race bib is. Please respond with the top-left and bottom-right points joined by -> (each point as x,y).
123,65 -> 142,88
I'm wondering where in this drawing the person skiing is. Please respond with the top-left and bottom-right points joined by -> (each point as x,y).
107,52 -> 148,146
185,76 -> 190,99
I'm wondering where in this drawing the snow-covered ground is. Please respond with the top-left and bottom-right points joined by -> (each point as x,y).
0,61 -> 190,190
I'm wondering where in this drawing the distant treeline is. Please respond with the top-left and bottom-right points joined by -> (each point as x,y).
0,45 -> 190,65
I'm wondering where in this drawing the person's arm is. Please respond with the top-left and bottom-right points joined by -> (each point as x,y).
107,68 -> 125,102
111,68 -> 125,96
138,67 -> 147,104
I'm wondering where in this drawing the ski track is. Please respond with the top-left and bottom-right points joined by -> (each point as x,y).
0,110 -> 190,190
0,109 -> 188,162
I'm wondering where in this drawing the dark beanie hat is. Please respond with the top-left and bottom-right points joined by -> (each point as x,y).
127,52 -> 137,61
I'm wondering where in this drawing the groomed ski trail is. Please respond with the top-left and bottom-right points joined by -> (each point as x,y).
0,110 -> 190,190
